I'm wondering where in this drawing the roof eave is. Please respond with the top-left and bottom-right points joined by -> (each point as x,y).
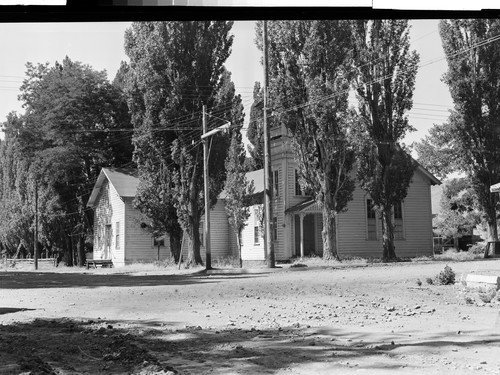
416,164 -> 442,186
86,169 -> 107,208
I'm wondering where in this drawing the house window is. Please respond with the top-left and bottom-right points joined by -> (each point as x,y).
394,201 -> 404,240
115,222 -> 120,249
153,237 -> 165,247
295,170 -> 302,196
272,217 -> 278,241
366,199 -> 377,240
272,169 -> 279,196
105,224 -> 111,248
254,207 -> 261,245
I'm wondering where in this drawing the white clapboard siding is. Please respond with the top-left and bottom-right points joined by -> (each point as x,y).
337,170 -> 434,258
178,199 -> 236,262
240,204 -> 266,261
123,198 -> 172,264
93,179 -> 126,265
200,200 -> 232,259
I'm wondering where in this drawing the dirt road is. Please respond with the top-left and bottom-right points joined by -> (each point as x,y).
1,259 -> 500,374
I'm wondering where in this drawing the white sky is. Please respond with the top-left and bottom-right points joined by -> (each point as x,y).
0,20 -> 453,146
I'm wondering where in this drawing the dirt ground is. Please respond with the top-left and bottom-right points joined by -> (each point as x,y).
1,259 -> 500,374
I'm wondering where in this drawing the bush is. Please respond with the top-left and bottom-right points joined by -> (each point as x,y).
478,288 -> 497,303
468,243 -> 486,255
436,265 -> 456,285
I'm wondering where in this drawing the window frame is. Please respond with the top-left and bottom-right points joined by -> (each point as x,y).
115,221 -> 120,250
295,169 -> 302,196
254,226 -> 260,245
366,199 -> 377,240
272,217 -> 278,242
394,201 -> 405,240
254,206 -> 262,245
272,169 -> 279,197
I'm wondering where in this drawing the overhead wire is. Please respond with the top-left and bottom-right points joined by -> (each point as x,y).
243,25 -> 500,132
11,24 -> 500,218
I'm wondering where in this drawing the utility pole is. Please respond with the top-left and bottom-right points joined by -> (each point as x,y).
263,20 -> 275,268
203,104 -> 212,270
34,181 -> 38,270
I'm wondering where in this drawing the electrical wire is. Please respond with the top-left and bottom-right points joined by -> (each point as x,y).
7,23 -> 500,218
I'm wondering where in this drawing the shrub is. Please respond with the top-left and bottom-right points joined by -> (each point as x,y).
436,265 -> 456,285
478,288 -> 497,303
464,295 -> 475,304
426,277 -> 434,285
468,243 -> 486,255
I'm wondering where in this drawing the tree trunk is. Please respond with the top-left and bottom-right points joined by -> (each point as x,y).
381,207 -> 397,262
236,231 -> 242,268
76,235 -> 85,267
65,235 -> 73,267
322,206 -> 339,261
487,219 -> 498,242
185,163 -> 203,267
186,210 -> 203,267
169,233 -> 181,263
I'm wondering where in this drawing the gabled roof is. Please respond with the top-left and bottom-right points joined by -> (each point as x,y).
87,168 -> 139,208
416,163 -> 441,186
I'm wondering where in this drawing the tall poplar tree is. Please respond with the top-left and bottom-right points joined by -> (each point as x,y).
255,20 -> 356,260
224,131 -> 254,267
352,20 -> 420,262
125,21 -> 241,266
428,19 -> 500,242
246,82 -> 265,170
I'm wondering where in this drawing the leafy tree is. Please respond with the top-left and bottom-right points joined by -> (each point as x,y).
0,118 -> 34,256
419,19 -> 500,242
224,131 -> 254,267
352,20 -> 420,262
433,178 -> 481,245
124,21 -> 240,266
12,57 -> 133,266
255,20 -> 357,260
246,82 -> 264,170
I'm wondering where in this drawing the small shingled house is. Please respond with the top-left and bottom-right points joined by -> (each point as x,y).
87,168 -> 170,266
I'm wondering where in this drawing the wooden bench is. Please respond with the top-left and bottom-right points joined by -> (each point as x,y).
85,259 -> 113,269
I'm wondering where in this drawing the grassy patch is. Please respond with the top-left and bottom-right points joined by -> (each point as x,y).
434,248 -> 481,262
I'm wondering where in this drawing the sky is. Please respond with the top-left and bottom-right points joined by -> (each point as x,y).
0,19 -> 454,147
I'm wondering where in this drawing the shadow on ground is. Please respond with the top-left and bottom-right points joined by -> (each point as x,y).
0,307 -> 35,315
1,317 -> 500,374
0,272 -> 265,290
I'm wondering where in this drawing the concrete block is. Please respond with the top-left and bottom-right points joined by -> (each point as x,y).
465,274 -> 500,290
